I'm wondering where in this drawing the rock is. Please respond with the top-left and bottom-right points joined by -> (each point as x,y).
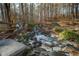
39,51 -> 52,56
28,40 -> 42,48
52,47 -> 62,52
27,48 -> 52,56
0,39 -> 26,56
52,51 -> 69,56
34,34 -> 58,47
40,44 -> 53,52
62,41 -> 78,48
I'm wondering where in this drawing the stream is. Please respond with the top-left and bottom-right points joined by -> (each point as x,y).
15,25 -> 79,56
26,25 -> 72,56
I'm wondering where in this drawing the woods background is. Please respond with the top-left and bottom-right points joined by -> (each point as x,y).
0,3 -> 79,31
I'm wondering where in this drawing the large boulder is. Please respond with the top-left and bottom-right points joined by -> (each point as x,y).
0,39 -> 27,56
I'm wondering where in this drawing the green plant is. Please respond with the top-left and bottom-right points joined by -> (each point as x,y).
53,26 -> 63,34
27,23 -> 36,31
16,32 -> 29,44
58,29 -> 79,43
28,23 -> 36,28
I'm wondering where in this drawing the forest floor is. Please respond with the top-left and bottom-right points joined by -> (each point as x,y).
0,19 -> 79,56
16,19 -> 79,56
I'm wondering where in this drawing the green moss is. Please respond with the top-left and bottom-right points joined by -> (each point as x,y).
58,29 -> 79,43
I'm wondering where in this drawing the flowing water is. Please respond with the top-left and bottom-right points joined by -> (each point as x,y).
26,26 -> 70,56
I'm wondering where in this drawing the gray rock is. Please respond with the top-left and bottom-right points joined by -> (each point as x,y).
34,34 -> 58,47
27,48 -> 52,56
0,39 -> 26,56
52,51 -> 69,56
